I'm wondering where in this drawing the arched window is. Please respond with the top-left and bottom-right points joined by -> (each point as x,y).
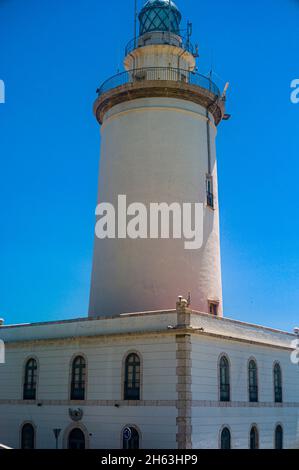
21,423 -> 35,449
220,427 -> 231,450
219,356 -> 230,402
68,428 -> 85,450
248,360 -> 258,402
275,425 -> 283,449
123,426 -> 140,450
274,363 -> 282,403
70,356 -> 86,401
23,358 -> 38,400
250,426 -> 259,450
124,353 -> 141,401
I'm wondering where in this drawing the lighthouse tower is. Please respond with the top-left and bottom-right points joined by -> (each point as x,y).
89,0 -> 226,318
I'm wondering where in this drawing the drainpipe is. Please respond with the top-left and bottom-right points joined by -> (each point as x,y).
206,95 -> 219,175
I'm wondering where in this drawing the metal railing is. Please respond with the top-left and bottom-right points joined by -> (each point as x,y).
97,67 -> 220,98
125,32 -> 197,57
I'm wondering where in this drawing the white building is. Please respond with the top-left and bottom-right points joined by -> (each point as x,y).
0,0 -> 298,450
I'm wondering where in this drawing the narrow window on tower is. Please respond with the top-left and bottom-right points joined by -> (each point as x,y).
206,175 -> 214,209
275,425 -> 283,449
209,301 -> 219,316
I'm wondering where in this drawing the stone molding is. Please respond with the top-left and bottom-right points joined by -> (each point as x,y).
0,399 -> 297,408
2,327 -> 294,352
0,399 -> 176,406
94,80 -> 224,126
191,400 -> 299,408
1,309 -> 294,339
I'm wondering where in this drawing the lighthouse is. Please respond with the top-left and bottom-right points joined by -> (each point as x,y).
89,0 -> 226,318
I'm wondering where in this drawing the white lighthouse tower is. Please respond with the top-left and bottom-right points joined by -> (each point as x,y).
89,0 -> 226,318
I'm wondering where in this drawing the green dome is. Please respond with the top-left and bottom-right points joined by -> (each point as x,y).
139,0 -> 182,36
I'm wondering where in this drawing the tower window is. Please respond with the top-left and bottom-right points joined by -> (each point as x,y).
209,301 -> 219,316
206,175 -> 214,209
23,358 -> 38,400
70,356 -> 86,401
219,355 -> 230,402
124,353 -> 141,401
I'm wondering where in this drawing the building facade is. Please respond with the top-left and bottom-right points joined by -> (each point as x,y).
0,301 -> 298,449
0,0 -> 298,450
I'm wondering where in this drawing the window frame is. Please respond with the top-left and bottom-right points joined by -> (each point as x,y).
123,351 -> 142,401
220,426 -> 232,450
208,300 -> 219,316
274,424 -> 283,450
218,354 -> 231,402
122,425 -> 141,450
63,424 -> 89,449
273,362 -> 283,403
70,354 -> 87,401
248,358 -> 259,403
20,422 -> 36,450
23,357 -> 38,401
67,427 -> 86,450
249,425 -> 259,450
206,175 -> 214,209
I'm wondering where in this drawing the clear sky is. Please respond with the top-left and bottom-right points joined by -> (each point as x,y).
0,0 -> 298,331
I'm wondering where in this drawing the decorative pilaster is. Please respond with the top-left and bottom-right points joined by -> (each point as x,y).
176,297 -> 192,449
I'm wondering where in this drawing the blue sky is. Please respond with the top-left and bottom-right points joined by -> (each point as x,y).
0,0 -> 298,331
